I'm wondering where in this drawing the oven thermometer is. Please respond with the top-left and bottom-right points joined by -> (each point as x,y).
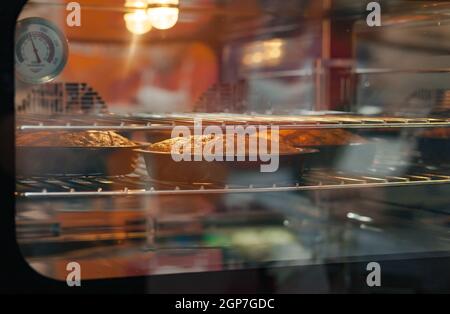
15,17 -> 68,84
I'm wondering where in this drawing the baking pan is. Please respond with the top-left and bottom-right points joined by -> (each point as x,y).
16,145 -> 145,176
137,148 -> 318,185
295,143 -> 377,172
417,138 -> 450,166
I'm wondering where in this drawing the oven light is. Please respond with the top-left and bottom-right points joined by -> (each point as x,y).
147,0 -> 179,30
124,9 -> 153,35
125,0 -> 147,9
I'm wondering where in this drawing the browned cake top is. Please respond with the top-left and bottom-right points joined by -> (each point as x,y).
149,134 -> 299,155
278,129 -> 367,147
16,131 -> 136,147
149,134 -> 216,154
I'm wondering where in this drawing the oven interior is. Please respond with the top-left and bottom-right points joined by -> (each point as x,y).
15,0 -> 450,284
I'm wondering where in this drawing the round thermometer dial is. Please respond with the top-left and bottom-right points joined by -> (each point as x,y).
15,17 -> 69,84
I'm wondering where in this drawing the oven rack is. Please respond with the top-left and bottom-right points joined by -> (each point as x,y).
17,167 -> 450,199
17,114 -> 450,131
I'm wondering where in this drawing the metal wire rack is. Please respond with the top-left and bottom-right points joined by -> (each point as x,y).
16,113 -> 450,131
16,164 -> 450,199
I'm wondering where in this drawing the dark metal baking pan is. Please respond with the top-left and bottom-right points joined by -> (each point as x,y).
137,148 -> 318,185
417,137 -> 450,165
16,145 -> 145,177
294,143 -> 377,172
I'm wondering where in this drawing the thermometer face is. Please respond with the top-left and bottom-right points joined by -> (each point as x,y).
15,17 -> 68,84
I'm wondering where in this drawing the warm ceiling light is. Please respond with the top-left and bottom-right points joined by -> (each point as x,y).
147,0 -> 179,30
125,0 -> 147,9
124,9 -> 152,35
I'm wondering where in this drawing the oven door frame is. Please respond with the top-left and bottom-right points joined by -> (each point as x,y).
1,0 -> 450,294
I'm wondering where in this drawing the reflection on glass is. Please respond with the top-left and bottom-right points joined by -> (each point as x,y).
147,0 -> 179,30
124,9 -> 152,35
242,39 -> 285,68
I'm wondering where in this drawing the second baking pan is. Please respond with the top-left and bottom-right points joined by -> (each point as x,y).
417,137 -> 450,166
16,145 -> 143,176
296,143 -> 377,172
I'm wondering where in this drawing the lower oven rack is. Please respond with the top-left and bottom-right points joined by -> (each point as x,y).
16,164 -> 450,198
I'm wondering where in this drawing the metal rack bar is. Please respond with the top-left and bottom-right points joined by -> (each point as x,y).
355,68 -> 450,75
16,114 -> 450,131
17,169 -> 450,199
